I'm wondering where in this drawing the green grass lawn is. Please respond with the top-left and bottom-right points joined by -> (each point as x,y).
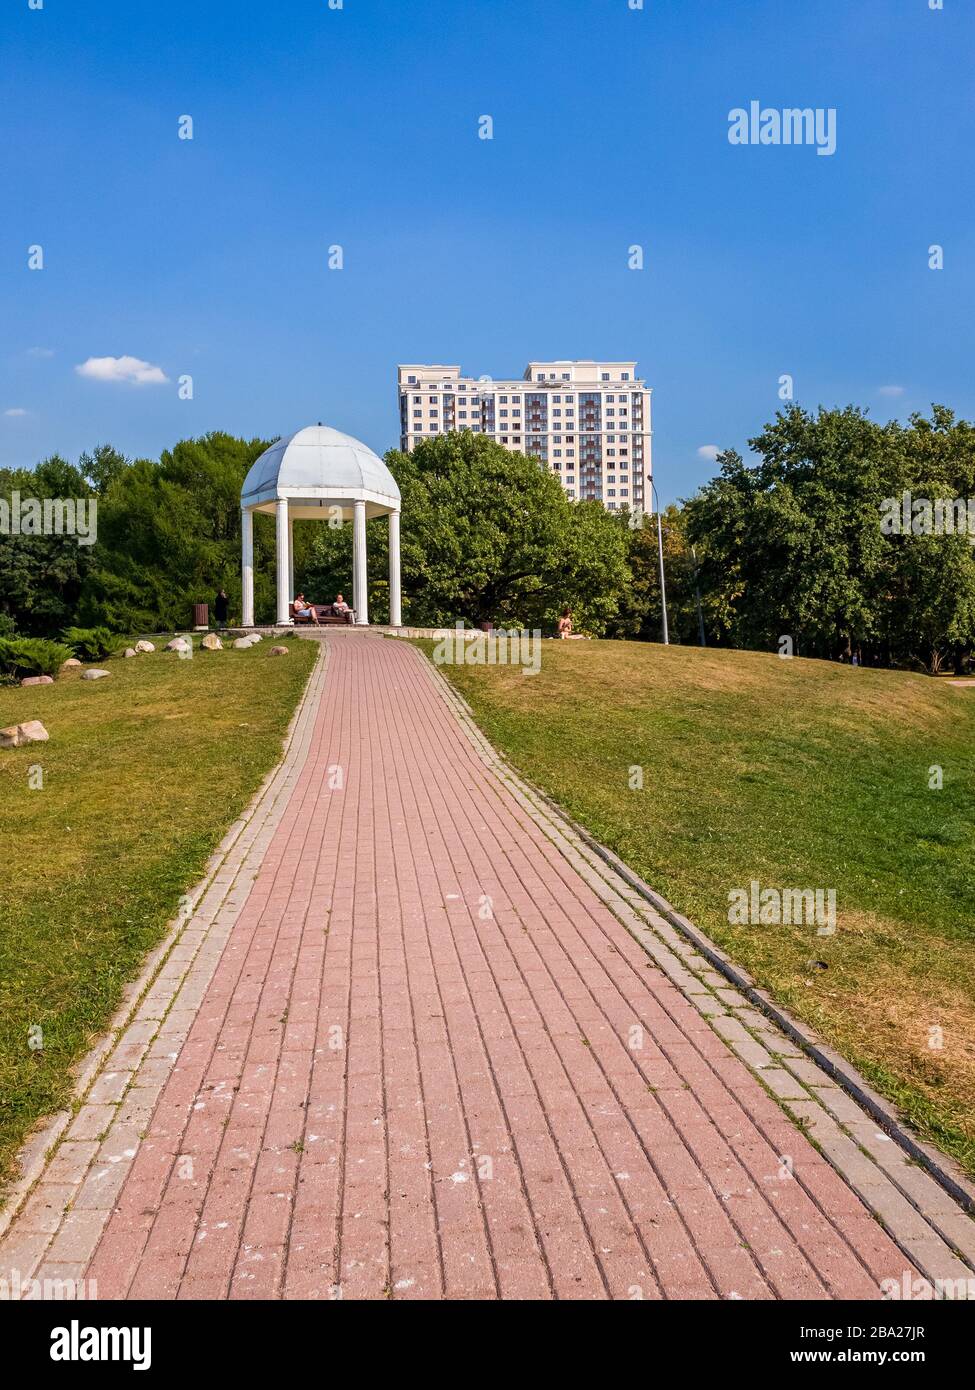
426,639 -> 975,1177
0,637 -> 318,1195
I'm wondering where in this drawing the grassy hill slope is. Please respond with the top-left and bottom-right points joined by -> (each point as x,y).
432,639 -> 975,1176
0,639 -> 318,1195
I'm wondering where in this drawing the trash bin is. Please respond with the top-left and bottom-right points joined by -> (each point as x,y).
193,603 -> 209,630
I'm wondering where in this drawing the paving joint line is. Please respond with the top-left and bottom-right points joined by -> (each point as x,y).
411,646 -> 975,1262
0,642 -> 328,1270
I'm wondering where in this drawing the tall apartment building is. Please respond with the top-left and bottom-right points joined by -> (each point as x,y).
397,361 -> 652,513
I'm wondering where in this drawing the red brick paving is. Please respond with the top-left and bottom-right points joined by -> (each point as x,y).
82,634 -> 917,1300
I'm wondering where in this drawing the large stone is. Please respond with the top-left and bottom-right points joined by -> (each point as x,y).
82,669 -> 110,681
270,645 -> 289,656
248,634 -> 263,643
200,633 -> 223,651
232,638 -> 253,650
1,720 -> 49,748
61,658 -> 82,669
124,648 -> 138,658
165,638 -> 191,653
21,675 -> 54,686
135,640 -> 155,653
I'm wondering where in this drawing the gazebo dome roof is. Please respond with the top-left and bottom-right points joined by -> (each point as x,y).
241,425 -> 400,514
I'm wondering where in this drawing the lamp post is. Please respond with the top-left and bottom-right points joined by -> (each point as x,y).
650,478 -> 670,646
690,543 -> 706,647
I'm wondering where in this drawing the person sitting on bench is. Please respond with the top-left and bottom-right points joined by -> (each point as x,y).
293,593 -> 321,625
332,594 -> 351,616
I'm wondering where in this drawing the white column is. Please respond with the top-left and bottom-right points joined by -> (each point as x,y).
388,508 -> 402,627
350,517 -> 357,617
275,498 -> 290,625
288,512 -> 295,606
241,506 -> 254,628
353,498 -> 368,625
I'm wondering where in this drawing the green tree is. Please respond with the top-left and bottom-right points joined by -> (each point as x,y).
378,433 -> 630,632
78,433 -> 275,630
0,456 -> 95,637
683,404 -> 975,671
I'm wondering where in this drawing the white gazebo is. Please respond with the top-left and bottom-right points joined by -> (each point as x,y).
240,425 -> 402,628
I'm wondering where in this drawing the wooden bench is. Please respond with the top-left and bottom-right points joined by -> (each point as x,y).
289,603 -> 354,626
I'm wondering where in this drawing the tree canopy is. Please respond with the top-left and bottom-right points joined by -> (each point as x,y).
3,406 -> 973,671
683,404 -> 975,671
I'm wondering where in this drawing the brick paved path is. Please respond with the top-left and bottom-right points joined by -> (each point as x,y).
5,634 -> 973,1299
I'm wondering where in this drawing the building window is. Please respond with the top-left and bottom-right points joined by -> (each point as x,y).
407,375 -> 417,384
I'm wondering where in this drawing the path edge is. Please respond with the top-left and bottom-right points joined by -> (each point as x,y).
0,641 -> 327,1242
412,643 -> 975,1219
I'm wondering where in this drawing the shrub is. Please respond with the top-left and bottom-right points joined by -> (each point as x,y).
61,626 -> 118,661
0,637 -> 75,679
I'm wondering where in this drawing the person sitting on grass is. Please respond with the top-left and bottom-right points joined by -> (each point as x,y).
293,593 -> 321,625
332,594 -> 351,615
557,607 -> 573,639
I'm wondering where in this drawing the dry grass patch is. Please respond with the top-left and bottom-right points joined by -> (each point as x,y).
427,638 -> 975,1175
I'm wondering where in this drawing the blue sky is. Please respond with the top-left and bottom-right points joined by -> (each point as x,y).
2,0 -> 972,504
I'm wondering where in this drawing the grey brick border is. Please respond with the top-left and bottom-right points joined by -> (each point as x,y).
0,641 -> 328,1254
413,646 -> 975,1243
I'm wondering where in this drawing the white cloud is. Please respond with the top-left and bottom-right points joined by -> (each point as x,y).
878,385 -> 905,398
697,444 -> 720,461
4,408 -> 29,417
27,347 -> 54,359
75,355 -> 169,386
